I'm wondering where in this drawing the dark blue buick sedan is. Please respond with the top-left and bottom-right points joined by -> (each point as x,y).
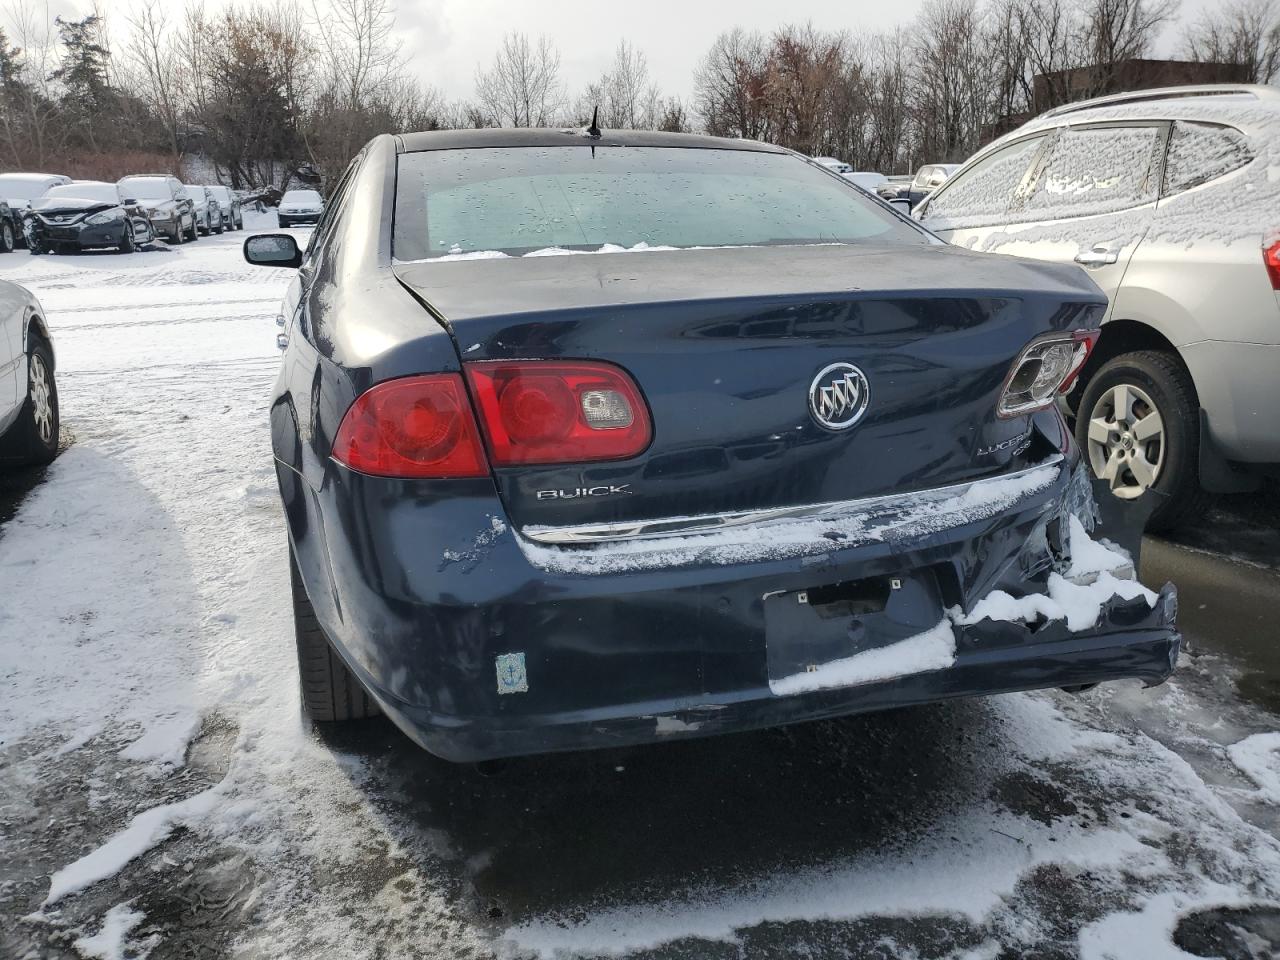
245,129 -> 1178,763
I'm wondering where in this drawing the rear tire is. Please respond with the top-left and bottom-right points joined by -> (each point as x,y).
0,221 -> 13,252
185,216 -> 198,242
0,336 -> 58,464
290,546 -> 380,722
120,226 -> 136,254
1075,350 -> 1212,532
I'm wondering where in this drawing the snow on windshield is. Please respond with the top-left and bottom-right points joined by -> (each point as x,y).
0,175 -> 58,201
119,178 -> 171,201
45,183 -> 118,204
926,99 -> 1280,252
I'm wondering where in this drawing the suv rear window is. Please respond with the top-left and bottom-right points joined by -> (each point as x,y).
1022,125 -> 1161,219
1163,121 -> 1252,195
393,146 -> 927,261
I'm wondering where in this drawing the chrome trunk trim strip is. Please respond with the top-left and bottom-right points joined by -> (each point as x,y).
521,456 -> 1065,546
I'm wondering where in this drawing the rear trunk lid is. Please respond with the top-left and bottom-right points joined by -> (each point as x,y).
393,243 -> 1103,530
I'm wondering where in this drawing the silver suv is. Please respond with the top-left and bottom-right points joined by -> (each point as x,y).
916,85 -> 1280,529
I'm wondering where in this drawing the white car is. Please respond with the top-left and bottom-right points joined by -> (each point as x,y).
278,189 -> 325,227
813,156 -> 853,175
916,84 -> 1280,529
0,278 -> 58,464
843,171 -> 889,194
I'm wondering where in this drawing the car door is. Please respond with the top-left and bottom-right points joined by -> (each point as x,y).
933,122 -> 1168,321
0,279 -> 26,427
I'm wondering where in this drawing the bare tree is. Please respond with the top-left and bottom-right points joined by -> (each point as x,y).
1082,0 -> 1180,94
693,28 -> 772,141
475,32 -> 564,127
1182,0 -> 1280,83
123,0 -> 184,168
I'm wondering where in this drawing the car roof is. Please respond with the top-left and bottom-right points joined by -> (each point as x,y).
994,84 -> 1280,149
396,127 -> 788,154
0,172 -> 66,182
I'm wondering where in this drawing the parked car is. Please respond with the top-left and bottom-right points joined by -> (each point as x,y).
915,84 -> 1280,530
24,181 -> 156,255
180,184 -> 223,235
876,174 -> 914,201
118,175 -> 198,244
0,173 -> 71,248
243,128 -> 1177,763
0,278 -> 58,464
843,171 -> 890,194
205,184 -> 243,230
900,163 -> 961,207
813,156 -> 854,174
277,189 -> 324,226
0,201 -> 17,252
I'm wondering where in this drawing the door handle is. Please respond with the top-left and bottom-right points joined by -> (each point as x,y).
276,333 -> 288,350
1074,245 -> 1120,268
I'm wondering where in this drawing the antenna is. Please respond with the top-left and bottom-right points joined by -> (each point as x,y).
586,105 -> 601,138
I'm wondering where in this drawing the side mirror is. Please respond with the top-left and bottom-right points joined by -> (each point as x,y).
888,197 -> 913,214
244,233 -> 302,268
123,197 -> 138,205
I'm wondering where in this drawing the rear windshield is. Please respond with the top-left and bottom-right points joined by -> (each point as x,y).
120,178 -> 172,201
207,186 -> 230,200
393,146 -> 926,261
283,190 -> 321,203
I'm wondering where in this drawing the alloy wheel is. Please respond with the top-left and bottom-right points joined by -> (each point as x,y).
28,352 -> 54,445
1085,382 -> 1165,499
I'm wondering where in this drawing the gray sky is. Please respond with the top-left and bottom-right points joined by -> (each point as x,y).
22,0 -> 1224,105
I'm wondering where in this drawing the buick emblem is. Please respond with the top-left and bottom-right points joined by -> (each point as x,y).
808,362 -> 870,431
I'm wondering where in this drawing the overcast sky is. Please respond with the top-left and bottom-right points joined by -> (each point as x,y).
16,0 -> 1223,105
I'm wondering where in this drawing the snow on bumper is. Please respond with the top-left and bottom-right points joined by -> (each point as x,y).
299,455 -> 1179,761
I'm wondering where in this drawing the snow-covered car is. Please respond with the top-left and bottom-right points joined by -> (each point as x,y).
277,189 -> 324,227
876,174 -> 914,201
242,128 -> 1178,763
25,181 -> 157,255
179,184 -> 223,235
0,278 -> 58,464
915,84 -> 1280,530
843,171 -> 890,194
118,175 -> 199,244
205,184 -> 243,231
0,172 -> 71,249
814,156 -> 853,174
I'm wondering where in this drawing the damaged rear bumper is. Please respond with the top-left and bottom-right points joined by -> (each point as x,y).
286,449 -> 1180,763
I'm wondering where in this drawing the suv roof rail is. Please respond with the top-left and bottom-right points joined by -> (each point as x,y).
1040,84 -> 1280,120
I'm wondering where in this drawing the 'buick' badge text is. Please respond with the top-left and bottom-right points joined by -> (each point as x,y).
536,485 -> 632,501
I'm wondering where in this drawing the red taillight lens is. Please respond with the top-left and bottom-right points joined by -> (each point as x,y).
332,374 -> 489,478
1265,239 -> 1280,290
465,360 -> 652,465
1057,329 -> 1099,394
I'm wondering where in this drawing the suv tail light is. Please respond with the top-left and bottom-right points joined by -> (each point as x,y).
997,330 -> 1098,419
332,374 -> 489,478
1265,238 -> 1280,290
465,360 -> 652,465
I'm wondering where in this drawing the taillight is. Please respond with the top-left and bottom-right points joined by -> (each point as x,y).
331,374 -> 489,478
1265,238 -> 1280,290
997,330 -> 1098,418
465,360 -> 652,465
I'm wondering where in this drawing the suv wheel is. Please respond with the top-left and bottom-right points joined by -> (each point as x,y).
1075,350 -> 1211,531
185,215 -> 198,242
290,545 -> 380,722
0,221 -> 13,252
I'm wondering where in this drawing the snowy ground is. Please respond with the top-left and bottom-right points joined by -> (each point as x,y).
2,216 -> 1280,959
